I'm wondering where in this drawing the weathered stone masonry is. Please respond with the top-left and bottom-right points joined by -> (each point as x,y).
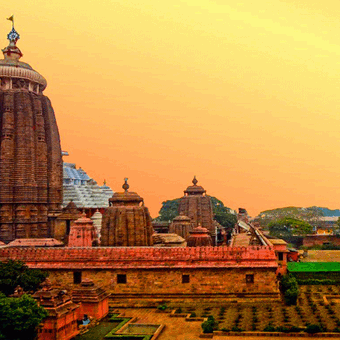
0,246 -> 279,306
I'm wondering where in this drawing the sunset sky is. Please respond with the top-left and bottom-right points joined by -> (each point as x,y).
2,0 -> 340,217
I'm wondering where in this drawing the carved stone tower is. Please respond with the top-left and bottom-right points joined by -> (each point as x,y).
178,177 -> 214,234
0,22 -> 63,242
169,213 -> 192,240
101,179 -> 154,246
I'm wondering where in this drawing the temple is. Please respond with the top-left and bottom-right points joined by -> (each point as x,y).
101,179 -> 154,246
0,23 -> 63,243
0,22 -> 292,334
63,161 -> 113,215
178,177 -> 215,235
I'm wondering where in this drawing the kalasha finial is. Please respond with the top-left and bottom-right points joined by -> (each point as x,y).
192,176 -> 198,186
103,179 -> 106,185
122,178 -> 129,192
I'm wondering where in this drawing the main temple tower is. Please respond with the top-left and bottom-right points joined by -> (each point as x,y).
0,21 -> 63,242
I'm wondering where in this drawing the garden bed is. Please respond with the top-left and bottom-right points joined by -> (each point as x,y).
172,285 -> 340,333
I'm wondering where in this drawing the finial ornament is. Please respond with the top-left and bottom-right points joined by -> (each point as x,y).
6,15 -> 20,44
192,176 -> 198,186
7,15 -> 14,27
122,178 -> 129,192
103,179 -> 106,185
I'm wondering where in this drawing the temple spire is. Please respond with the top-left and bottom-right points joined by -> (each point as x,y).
192,176 -> 198,186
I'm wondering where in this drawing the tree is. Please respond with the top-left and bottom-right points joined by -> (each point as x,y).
268,217 -> 313,237
154,198 -> 180,222
210,197 -> 237,232
257,206 -> 324,230
280,274 -> 299,306
155,196 -> 236,232
0,260 -> 48,296
0,294 -> 47,340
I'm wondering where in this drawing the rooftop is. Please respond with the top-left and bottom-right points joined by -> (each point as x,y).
63,162 -> 113,208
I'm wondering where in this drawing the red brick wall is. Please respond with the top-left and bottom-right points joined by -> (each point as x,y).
0,246 -> 278,269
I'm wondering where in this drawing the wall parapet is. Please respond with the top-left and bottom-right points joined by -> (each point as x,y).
0,246 -> 277,269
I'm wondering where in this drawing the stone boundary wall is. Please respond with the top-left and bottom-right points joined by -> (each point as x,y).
0,246 -> 277,269
303,235 -> 340,247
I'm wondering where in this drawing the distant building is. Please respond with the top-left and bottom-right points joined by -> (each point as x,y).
63,162 -> 113,216
178,177 -> 214,236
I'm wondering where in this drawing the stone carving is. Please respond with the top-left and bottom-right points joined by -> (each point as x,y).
101,179 -> 154,246
178,177 -> 214,235
187,225 -> 213,247
0,26 -> 62,243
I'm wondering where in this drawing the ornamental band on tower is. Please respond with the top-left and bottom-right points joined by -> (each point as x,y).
0,20 -> 63,243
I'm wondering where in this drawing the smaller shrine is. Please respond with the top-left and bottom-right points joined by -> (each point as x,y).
187,225 -> 213,247
101,179 -> 154,246
71,278 -> 109,321
54,201 -> 81,244
68,213 -> 97,247
178,177 -> 214,235
169,213 -> 192,240
91,209 -> 103,241
33,280 -> 80,340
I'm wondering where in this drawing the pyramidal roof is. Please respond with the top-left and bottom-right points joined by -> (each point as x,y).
63,162 -> 113,208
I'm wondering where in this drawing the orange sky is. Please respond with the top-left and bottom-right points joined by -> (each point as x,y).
2,0 -> 340,217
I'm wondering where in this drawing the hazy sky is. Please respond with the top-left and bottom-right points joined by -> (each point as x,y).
2,0 -> 340,217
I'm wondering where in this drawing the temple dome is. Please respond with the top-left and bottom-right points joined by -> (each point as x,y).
184,176 -> 206,196
172,214 -> 191,222
169,213 -> 192,240
0,25 -> 47,92
101,179 -> 154,246
187,225 -> 213,247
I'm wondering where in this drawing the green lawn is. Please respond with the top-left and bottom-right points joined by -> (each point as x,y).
288,262 -> 340,272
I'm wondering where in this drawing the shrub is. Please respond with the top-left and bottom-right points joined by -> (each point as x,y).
201,315 -> 218,334
231,326 -> 243,332
190,312 -> 196,318
276,326 -> 291,333
263,323 -> 276,332
221,327 -> 230,332
175,307 -> 182,313
157,303 -> 168,311
305,324 -> 322,334
284,287 -> 299,305
297,279 -> 337,285
280,274 -> 299,305
289,326 -> 302,332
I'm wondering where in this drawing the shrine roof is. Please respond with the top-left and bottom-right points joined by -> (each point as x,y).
7,238 -> 64,247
